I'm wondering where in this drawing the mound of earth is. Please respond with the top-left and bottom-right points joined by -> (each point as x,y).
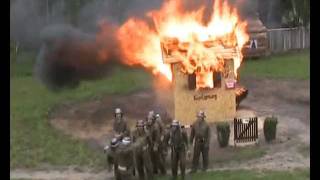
49,89 -> 172,149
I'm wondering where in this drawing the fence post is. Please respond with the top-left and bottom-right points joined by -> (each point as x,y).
302,27 -> 306,49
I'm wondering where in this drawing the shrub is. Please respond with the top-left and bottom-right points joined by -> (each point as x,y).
263,116 -> 278,142
216,122 -> 230,147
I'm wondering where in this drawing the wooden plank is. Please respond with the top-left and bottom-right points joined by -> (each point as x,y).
161,38 -> 240,64
249,118 -> 252,141
241,121 -> 243,143
255,117 -> 258,140
238,121 -> 253,138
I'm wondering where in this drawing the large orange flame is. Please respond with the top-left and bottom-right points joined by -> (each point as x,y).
116,0 -> 249,88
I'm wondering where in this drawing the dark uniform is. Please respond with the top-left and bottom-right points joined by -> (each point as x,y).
132,120 -> 154,180
104,138 -> 120,180
146,112 -> 166,175
190,111 -> 211,173
114,137 -> 137,180
164,120 -> 189,180
113,108 -> 130,139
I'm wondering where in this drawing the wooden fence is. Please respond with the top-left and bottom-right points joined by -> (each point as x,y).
267,27 -> 310,53
234,117 -> 258,144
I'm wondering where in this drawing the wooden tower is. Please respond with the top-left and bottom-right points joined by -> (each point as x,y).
161,38 -> 238,125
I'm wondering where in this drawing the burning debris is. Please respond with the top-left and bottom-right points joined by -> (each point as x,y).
236,86 -> 248,108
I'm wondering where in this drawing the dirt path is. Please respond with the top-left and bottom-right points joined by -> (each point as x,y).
10,168 -> 112,180
11,153 -> 309,180
11,77 -> 309,180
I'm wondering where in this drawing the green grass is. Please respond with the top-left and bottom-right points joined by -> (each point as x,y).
156,169 -> 309,180
239,50 -> 310,79
11,49 -> 309,169
10,54 -> 152,169
10,51 -> 37,77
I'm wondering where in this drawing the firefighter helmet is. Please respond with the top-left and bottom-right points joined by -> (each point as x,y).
122,136 -> 131,145
197,110 -> 206,118
110,138 -> 120,148
115,108 -> 122,114
148,111 -> 155,119
155,114 -> 160,118
171,119 -> 180,127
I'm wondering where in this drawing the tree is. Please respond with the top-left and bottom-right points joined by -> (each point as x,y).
258,0 -> 309,28
64,0 -> 89,27
281,0 -> 309,27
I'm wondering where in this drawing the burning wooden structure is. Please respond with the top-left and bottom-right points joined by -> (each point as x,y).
115,0 -> 250,125
161,37 -> 244,124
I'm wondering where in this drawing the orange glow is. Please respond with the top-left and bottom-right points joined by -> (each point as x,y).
196,71 -> 214,89
117,18 -> 172,80
116,0 -> 249,88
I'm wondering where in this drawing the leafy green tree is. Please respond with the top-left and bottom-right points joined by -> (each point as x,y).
258,0 -> 309,28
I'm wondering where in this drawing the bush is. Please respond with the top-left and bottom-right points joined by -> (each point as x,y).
216,122 -> 230,147
264,116 -> 278,142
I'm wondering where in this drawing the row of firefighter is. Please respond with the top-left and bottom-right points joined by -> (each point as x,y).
104,108 -> 211,180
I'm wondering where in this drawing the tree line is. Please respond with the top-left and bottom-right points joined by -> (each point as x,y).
10,0 -> 309,52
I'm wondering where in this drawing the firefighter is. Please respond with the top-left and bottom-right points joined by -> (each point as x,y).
115,136 -> 137,180
155,113 -> 165,134
145,111 -> 155,125
131,120 -> 154,180
190,110 -> 211,173
145,112 -> 166,175
113,108 -> 130,140
155,113 -> 167,158
164,120 -> 189,180
104,137 -> 120,180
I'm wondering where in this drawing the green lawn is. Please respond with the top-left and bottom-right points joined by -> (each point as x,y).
240,50 -> 310,79
10,50 -> 309,169
10,52 -> 152,168
156,169 -> 309,180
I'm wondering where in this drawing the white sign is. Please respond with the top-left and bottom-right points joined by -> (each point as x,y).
241,118 -> 249,124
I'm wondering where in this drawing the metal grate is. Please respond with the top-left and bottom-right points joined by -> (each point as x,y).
234,117 -> 258,144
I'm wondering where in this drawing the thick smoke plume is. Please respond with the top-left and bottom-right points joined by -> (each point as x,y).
34,23 -> 117,90
11,0 -> 165,90
11,0 -> 258,90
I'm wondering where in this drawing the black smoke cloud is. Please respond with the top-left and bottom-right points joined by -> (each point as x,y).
34,24 -> 117,90
11,0 -> 164,90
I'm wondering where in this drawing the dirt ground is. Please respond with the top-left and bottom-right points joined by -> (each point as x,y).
11,77 -> 310,180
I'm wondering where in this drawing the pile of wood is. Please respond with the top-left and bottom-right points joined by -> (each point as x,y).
160,37 -> 240,64
242,15 -> 269,58
235,85 -> 248,109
